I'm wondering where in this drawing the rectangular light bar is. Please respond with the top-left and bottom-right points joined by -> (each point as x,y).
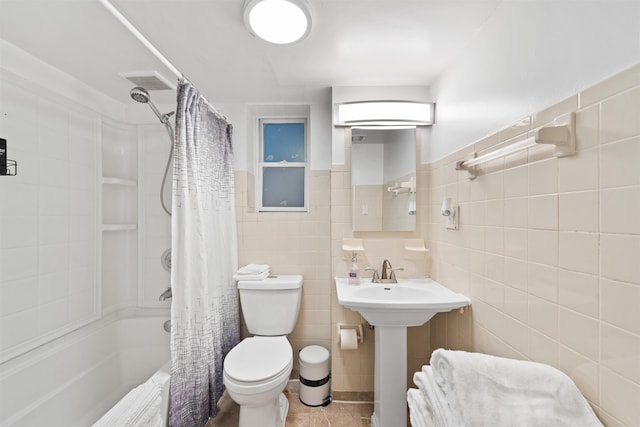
336,101 -> 434,127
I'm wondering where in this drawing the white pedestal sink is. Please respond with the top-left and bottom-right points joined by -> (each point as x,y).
335,277 -> 470,427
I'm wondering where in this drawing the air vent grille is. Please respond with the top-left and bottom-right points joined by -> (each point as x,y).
119,71 -> 175,91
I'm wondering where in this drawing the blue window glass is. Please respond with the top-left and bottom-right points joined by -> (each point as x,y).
262,167 -> 305,208
263,123 -> 305,162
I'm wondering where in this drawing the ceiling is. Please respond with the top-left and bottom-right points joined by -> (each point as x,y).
0,0 -> 504,106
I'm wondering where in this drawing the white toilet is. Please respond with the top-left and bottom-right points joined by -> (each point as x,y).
223,275 -> 303,427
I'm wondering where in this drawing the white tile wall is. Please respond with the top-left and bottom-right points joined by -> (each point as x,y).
138,125 -> 171,308
0,72 -> 99,361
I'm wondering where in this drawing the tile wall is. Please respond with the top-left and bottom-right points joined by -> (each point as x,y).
235,170 -> 332,370
330,128 -> 432,394
428,64 -> 640,426
0,70 -> 99,362
138,124 -> 172,307
101,119 -> 138,314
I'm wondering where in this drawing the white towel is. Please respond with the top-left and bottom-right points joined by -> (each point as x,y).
237,264 -> 270,274
428,349 -> 603,427
412,367 -> 462,427
93,367 -> 170,427
232,270 -> 269,281
407,388 -> 430,427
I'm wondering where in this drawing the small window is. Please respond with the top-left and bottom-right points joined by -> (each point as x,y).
258,118 -> 308,211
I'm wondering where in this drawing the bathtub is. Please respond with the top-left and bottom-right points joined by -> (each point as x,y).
0,309 -> 170,427
92,361 -> 171,427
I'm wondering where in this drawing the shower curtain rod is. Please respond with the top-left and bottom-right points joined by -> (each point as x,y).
97,0 -> 228,122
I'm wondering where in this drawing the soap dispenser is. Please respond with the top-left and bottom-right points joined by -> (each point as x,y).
348,252 -> 360,285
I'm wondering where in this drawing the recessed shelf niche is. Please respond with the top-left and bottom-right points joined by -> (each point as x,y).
100,119 -> 138,314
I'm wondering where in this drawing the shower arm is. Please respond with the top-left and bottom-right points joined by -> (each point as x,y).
148,101 -> 174,125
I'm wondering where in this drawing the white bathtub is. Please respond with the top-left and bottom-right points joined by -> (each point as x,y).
0,309 -> 170,427
92,361 -> 171,427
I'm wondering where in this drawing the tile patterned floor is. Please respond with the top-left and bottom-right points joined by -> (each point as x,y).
207,381 -> 373,427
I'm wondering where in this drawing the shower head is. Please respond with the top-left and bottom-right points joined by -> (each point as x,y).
129,86 -> 174,125
130,86 -> 151,103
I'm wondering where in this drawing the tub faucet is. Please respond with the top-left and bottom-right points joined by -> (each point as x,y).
159,287 -> 172,301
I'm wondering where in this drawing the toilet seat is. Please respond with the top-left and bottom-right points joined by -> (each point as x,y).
224,336 -> 292,384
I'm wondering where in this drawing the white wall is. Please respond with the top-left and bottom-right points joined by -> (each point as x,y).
383,128 -> 415,183
0,40 -> 167,363
427,0 -> 640,162
352,142 -> 384,185
237,100 -> 332,173
0,40 -> 124,122
137,124 -> 171,308
0,66 -> 101,363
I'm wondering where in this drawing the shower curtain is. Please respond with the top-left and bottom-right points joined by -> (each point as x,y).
169,82 -> 239,427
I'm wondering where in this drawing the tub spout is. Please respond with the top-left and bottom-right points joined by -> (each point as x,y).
159,287 -> 172,301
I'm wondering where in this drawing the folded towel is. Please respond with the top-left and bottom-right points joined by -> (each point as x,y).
407,388 -> 430,427
429,349 -> 603,427
232,270 -> 269,281
413,367 -> 462,427
237,264 -> 270,274
93,367 -> 170,427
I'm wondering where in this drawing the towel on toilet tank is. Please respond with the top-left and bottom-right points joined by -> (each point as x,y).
233,264 -> 270,281
424,349 -> 603,427
232,270 -> 269,281
237,264 -> 270,274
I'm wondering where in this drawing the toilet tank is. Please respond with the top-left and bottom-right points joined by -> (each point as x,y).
237,275 -> 303,336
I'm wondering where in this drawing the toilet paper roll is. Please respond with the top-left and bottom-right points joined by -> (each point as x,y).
339,329 -> 358,350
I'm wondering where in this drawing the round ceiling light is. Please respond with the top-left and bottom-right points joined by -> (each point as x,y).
244,0 -> 312,45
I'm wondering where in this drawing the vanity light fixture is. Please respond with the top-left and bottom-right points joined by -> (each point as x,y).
335,101 -> 435,128
243,0 -> 312,45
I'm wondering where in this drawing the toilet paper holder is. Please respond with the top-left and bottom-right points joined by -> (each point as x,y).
337,323 -> 363,344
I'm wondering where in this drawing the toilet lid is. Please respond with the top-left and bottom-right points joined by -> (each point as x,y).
224,337 -> 292,383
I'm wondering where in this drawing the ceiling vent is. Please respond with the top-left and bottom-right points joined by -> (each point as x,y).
119,70 -> 175,90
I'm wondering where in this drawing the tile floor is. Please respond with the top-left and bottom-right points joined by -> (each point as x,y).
207,381 -> 373,427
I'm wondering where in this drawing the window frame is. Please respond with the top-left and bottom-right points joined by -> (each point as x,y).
257,117 -> 309,212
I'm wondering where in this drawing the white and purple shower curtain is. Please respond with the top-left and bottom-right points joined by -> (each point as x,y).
169,82 -> 240,426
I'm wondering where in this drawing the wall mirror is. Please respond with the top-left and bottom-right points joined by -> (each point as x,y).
351,128 -> 416,231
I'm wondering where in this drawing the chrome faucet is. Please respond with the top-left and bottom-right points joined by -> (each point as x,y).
367,259 -> 404,283
159,287 -> 172,301
365,267 -> 381,283
381,259 -> 392,280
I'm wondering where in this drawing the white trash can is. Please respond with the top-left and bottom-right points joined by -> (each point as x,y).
299,345 -> 331,407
